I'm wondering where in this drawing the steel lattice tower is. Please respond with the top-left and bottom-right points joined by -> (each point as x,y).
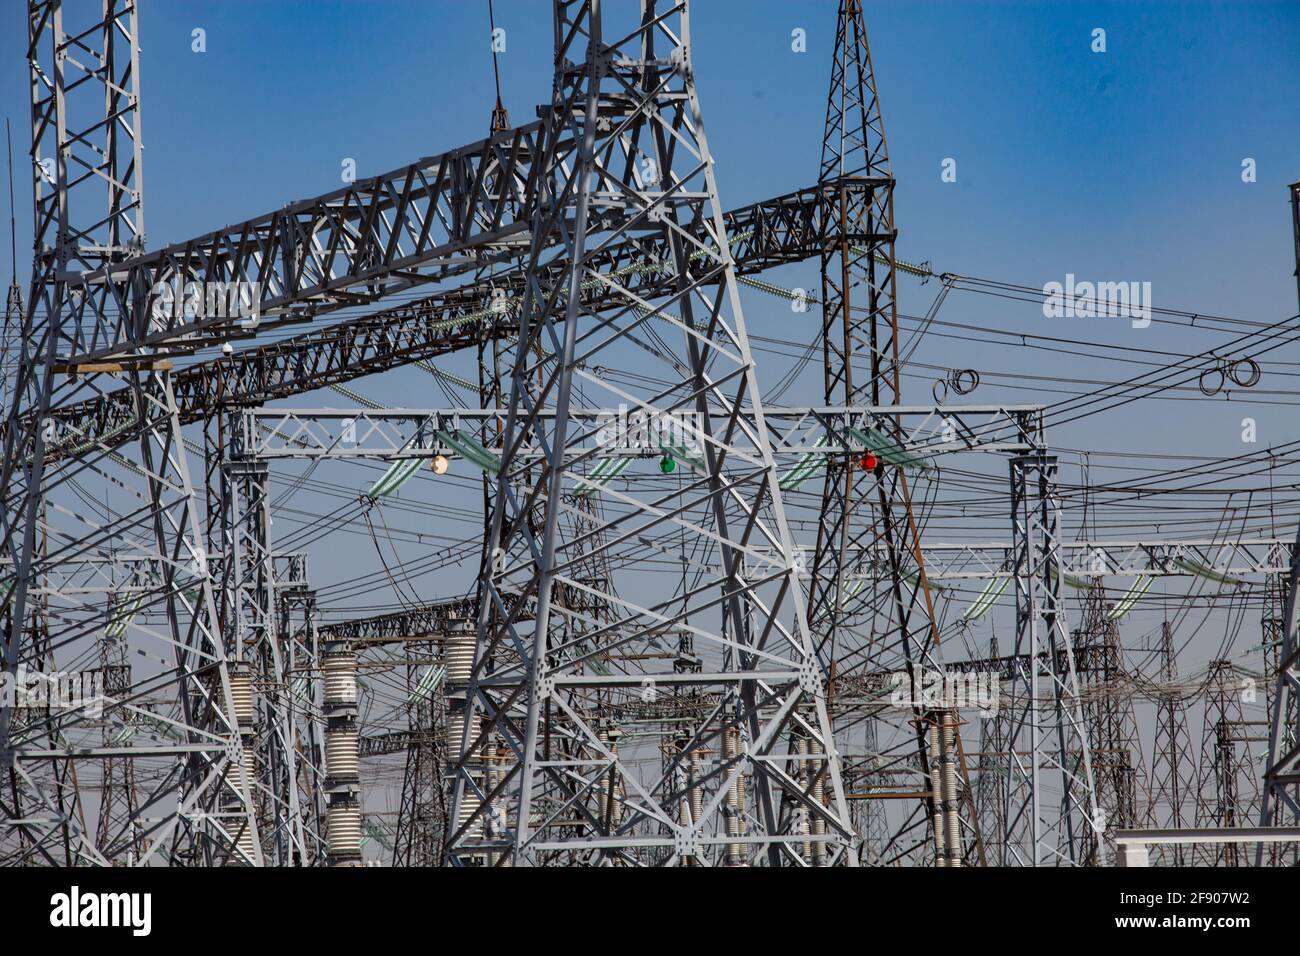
1,0 -> 253,865
1258,183 -> 1300,850
808,0 -> 965,867
1148,621 -> 1196,866
1195,660 -> 1263,866
974,636 -> 1009,865
1001,455 -> 1099,865
447,0 -> 855,866
1074,581 -> 1146,838
393,637 -> 446,866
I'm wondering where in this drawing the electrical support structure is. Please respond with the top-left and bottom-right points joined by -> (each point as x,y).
447,0 -> 857,866
2,0 -> 253,866
0,0 -> 1288,871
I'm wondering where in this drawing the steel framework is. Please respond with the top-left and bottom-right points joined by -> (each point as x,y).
2,0 -> 1288,871
2,0 -> 253,866
444,0 -> 859,866
1257,182 -> 1300,846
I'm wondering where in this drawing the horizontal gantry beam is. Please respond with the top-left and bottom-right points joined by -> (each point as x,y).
319,594 -> 481,645
53,121 -> 544,362
51,119 -> 850,365
242,404 -> 1046,462
39,184 -> 829,456
313,536 -> 1290,648
907,538 -> 1292,581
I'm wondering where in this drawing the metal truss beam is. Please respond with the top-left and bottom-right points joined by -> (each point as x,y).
51,122 -> 541,362
903,538 -> 1293,581
241,403 -> 1043,461
49,138 -> 830,366
35,185 -> 827,460
320,595 -> 480,646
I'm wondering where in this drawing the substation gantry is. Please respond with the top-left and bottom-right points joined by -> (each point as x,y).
2,0 -> 1296,868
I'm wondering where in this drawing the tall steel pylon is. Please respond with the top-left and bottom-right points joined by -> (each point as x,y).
809,0 -> 969,866
1148,621 -> 1195,866
1,0 -> 252,865
1257,182 -> 1300,850
447,0 -> 855,866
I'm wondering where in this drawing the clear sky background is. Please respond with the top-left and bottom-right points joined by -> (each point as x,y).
3,1 -> 1298,315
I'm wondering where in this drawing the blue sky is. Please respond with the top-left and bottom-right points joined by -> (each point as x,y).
3,0 -> 1297,308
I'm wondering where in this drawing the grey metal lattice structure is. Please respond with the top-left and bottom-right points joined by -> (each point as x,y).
242,403 -> 1043,461
444,0 -> 856,866
1148,622 -> 1197,866
212,445 -> 327,865
3,0 -> 1284,871
808,0 -> 983,868
1074,582 -> 1146,834
1257,183 -> 1300,847
1001,455 -> 1099,865
35,184 -> 829,453
1,0 -> 254,866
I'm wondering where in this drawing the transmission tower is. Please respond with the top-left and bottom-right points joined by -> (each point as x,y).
1,0 -> 253,865
447,0 -> 855,866
1074,581 -> 1146,837
1258,182 -> 1300,849
1147,621 -> 1196,866
808,0 -> 963,866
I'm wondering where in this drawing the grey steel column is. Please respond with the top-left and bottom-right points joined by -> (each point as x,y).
1004,454 -> 1098,865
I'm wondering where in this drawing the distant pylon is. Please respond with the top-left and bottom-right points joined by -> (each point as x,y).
1195,660 -> 1263,866
394,639 -> 445,867
975,637 -> 1009,865
1147,621 -> 1196,866
1074,581 -> 1146,839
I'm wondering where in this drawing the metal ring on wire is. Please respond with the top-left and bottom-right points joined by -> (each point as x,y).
1199,366 -> 1226,396
950,368 -> 980,395
935,369 -> 980,403
1228,358 -> 1260,388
